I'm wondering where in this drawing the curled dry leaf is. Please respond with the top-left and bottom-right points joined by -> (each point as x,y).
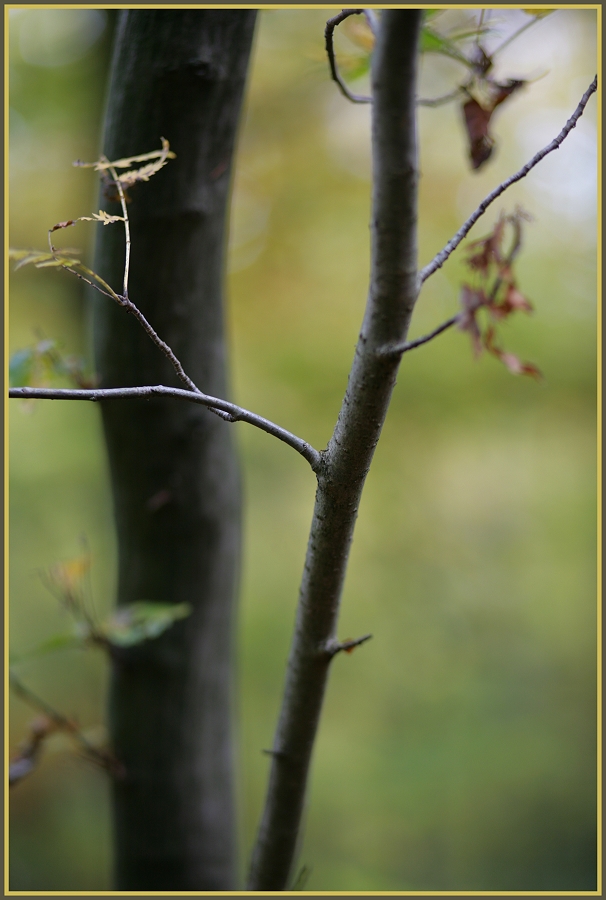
458,211 -> 540,378
49,219 -> 77,232
79,210 -> 126,225
458,284 -> 486,355
74,137 -> 176,172
462,78 -> 526,169
491,284 -> 533,319
484,327 -> 541,379
466,216 -> 506,272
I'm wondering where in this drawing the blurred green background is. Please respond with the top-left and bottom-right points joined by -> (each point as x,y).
8,9 -> 597,892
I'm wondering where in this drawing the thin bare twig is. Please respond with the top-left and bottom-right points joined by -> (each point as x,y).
420,76 -> 597,284
117,297 -> 199,391
492,16 -> 537,58
106,158 -> 131,298
8,385 -> 322,471
384,314 -> 460,357
325,9 -> 372,104
75,144 -> 217,415
62,266 -> 118,301
324,633 -> 373,657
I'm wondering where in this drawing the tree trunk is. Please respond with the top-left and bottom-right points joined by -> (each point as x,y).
92,10 -> 256,890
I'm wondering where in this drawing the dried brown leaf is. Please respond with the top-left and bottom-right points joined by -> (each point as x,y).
74,138 -> 176,172
484,327 -> 541,379
494,284 -> 534,319
462,79 -> 526,170
79,210 -> 126,225
458,284 -> 486,355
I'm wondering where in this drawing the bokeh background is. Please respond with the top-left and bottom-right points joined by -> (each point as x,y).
8,8 -> 598,892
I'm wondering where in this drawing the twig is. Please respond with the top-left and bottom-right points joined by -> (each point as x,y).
419,76 -> 597,284
8,385 -> 322,472
117,296 -> 199,392
417,87 -> 464,108
106,158 -> 131,299
325,9 -> 372,104
384,314 -> 460,357
492,16 -> 537,58
324,633 -> 373,657
62,266 -> 118,301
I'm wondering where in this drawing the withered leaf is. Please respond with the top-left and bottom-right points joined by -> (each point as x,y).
79,210 -> 126,226
492,284 -> 533,319
463,98 -> 495,169
462,78 -> 526,169
49,220 -> 77,232
484,327 -> 541,379
466,216 -> 506,272
458,284 -> 486,355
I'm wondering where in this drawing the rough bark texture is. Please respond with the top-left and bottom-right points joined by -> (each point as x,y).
92,10 -> 256,891
247,10 -> 422,891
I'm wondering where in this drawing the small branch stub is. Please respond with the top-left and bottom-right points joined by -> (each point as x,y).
325,633 -> 373,658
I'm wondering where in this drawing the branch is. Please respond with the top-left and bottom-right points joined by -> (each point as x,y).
417,87 -> 464,108
324,633 -> 372,657
106,158 -> 131,298
419,76 -> 597,283
8,385 -> 322,471
325,9 -> 372,104
384,313 -> 460,357
248,12 -> 423,890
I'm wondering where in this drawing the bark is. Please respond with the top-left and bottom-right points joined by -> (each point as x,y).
92,10 -> 256,890
247,10 -> 423,891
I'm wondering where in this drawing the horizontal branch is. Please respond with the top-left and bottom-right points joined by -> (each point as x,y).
9,385 -> 322,472
419,75 -> 597,284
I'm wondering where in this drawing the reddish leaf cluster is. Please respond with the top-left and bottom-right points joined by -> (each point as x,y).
458,210 -> 541,379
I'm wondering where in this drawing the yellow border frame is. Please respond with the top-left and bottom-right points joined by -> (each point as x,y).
4,5 -> 601,897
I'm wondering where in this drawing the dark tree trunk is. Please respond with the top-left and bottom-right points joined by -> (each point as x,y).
92,10 -> 256,890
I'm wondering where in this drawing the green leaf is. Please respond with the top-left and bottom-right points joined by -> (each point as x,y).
419,27 -> 471,66
101,601 -> 192,648
10,632 -> 84,664
341,54 -> 371,82
9,248 -> 83,270
9,348 -> 35,387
